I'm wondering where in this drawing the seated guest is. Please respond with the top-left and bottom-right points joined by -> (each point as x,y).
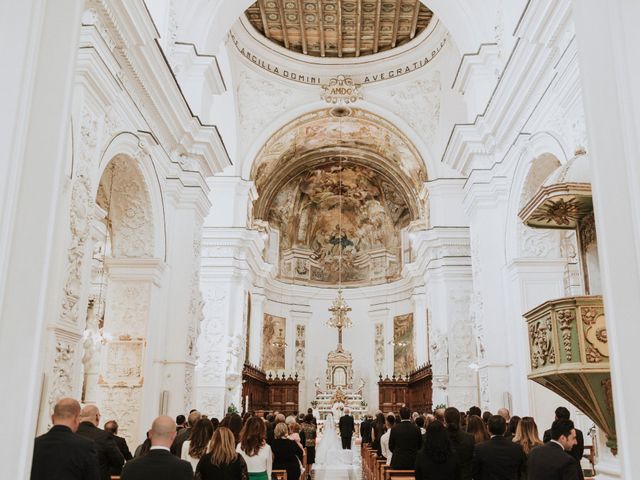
472,415 -> 525,480
196,427 -> 248,480
171,410 -> 201,456
371,412 -> 386,456
76,404 -> 124,480
543,407 -> 584,464
301,413 -> 317,479
30,398 -> 100,480
466,415 -> 489,444
104,420 -> 133,475
415,421 -> 462,480
272,422 -> 303,480
181,418 -> 214,471
121,416 -> 192,480
444,407 -> 474,480
380,414 -> 396,464
389,406 -> 422,470
513,416 -> 543,480
528,419 -> 583,480
237,416 -> 273,480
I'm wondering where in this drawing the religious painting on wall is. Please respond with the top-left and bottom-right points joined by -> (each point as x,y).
261,314 -> 286,372
393,313 -> 415,376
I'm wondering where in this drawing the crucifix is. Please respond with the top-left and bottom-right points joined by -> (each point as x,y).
328,289 -> 352,350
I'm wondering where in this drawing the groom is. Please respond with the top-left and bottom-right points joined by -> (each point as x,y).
338,407 -> 355,449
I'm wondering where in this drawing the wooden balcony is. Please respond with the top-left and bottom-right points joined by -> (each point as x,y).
524,295 -> 617,451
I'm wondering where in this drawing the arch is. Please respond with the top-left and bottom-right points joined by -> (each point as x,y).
178,0 -> 491,56
96,132 -> 166,260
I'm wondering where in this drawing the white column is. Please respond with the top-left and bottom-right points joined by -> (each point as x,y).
99,258 -> 166,448
248,291 -> 266,366
412,290 -> 429,366
573,1 -> 640,476
0,1 -> 84,477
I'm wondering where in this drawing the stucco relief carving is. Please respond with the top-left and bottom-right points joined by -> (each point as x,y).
529,315 -> 556,368
451,319 -> 475,384
184,365 -> 194,411
197,288 -> 227,384
236,69 -> 296,141
469,292 -> 486,360
519,223 -> 560,258
295,325 -> 306,378
556,309 -> 575,361
582,307 -> 608,363
101,340 -> 144,385
100,386 -> 141,449
226,333 -> 244,375
105,282 -> 150,338
374,323 -> 384,372
48,341 -> 76,412
102,156 -> 154,258
479,369 -> 490,410
430,328 -> 449,385
199,389 -> 224,417
385,75 -> 441,142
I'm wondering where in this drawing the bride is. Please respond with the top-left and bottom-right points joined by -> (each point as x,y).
315,414 -> 349,466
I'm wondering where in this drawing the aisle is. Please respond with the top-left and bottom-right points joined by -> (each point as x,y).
311,437 -> 362,480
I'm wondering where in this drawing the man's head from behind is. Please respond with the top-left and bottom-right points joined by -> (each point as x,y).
149,415 -> 177,448
551,419 -> 577,451
79,404 -> 101,426
487,415 -> 507,436
497,408 -> 510,422
52,398 -> 81,432
555,406 -> 571,421
444,407 -> 461,431
187,410 -> 201,427
104,420 -> 118,435
399,406 -> 411,420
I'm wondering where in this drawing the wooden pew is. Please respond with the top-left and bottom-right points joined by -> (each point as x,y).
272,470 -> 287,480
385,470 -> 415,480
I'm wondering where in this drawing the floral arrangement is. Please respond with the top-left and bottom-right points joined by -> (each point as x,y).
434,403 -> 447,410
227,403 -> 239,415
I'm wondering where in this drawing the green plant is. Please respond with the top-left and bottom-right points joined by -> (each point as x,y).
434,403 -> 447,410
227,403 -> 239,415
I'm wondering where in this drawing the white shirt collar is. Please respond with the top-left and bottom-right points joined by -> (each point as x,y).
550,439 -> 565,450
150,446 -> 170,452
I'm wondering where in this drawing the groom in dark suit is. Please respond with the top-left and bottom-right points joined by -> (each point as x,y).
339,407 -> 355,449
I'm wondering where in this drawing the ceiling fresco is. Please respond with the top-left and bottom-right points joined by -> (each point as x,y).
252,108 -> 426,286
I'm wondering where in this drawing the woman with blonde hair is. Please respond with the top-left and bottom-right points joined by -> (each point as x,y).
195,426 -> 248,480
237,416 -> 273,480
512,416 -> 543,479
272,422 -> 303,480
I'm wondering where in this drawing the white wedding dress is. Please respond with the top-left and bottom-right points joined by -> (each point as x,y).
313,414 -> 359,480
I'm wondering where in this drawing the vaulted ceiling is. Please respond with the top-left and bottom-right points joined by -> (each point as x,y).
245,0 -> 434,58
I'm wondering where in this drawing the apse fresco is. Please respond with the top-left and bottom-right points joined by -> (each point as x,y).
261,314 -> 286,372
393,313 -> 415,376
267,163 -> 411,285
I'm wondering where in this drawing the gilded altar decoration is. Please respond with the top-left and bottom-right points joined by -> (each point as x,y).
528,315 -> 555,368
582,305 -> 608,363
393,314 -> 415,376
556,309 -> 575,362
262,314 -> 286,371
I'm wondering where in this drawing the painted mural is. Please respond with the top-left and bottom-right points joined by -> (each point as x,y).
261,314 -> 286,371
393,313 -> 415,376
267,162 -> 411,285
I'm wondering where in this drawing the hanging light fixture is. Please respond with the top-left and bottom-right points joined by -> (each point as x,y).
327,112 -> 353,351
271,326 -> 287,349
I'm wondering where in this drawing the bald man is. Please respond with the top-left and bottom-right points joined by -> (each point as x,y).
31,398 -> 100,479
121,416 -> 192,480
76,404 -> 124,480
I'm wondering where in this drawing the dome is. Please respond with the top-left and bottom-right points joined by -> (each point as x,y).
542,147 -> 591,187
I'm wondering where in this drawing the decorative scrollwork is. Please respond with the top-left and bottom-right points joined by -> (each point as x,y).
556,308 -> 575,361
529,315 -> 555,368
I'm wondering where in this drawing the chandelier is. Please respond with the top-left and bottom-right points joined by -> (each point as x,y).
271,327 -> 287,348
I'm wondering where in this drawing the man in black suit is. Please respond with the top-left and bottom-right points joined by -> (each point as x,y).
444,407 -> 475,480
339,407 -> 355,449
529,419 -> 583,480
104,420 -> 133,475
472,415 -> 525,480
76,404 -> 124,480
31,397 -> 100,480
388,406 -> 422,470
361,414 -> 372,444
121,416 -> 192,480
170,409 -> 200,456
543,407 -> 585,463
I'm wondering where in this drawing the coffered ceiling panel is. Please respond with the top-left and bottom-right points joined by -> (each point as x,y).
245,0 -> 434,58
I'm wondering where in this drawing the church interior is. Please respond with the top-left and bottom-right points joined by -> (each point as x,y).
2,0 -> 640,478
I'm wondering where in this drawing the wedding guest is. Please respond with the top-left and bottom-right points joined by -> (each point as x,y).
415,421 -> 462,480
466,415 -> 489,444
104,420 -> 133,475
272,423 -> 303,480
498,408 -> 511,423
211,417 -> 220,432
542,407 -> 585,463
237,416 -> 273,480
361,414 -> 373,444
76,404 -> 124,480
133,432 -> 151,458
434,407 -> 446,424
195,427 -> 248,480
301,413 -> 317,479
171,410 -> 200,456
529,419 -> 583,480
472,415 -> 525,480
512,416 -> 543,480
175,415 -> 186,432
288,421 -> 305,453
416,416 -> 426,435
425,414 -> 437,428
482,411 -> 492,425
121,416 -> 192,480
467,406 -> 482,418
380,414 -> 396,464
506,416 -> 521,441
444,407 -> 474,480
389,406 -> 422,470
371,412 -> 386,456
228,414 -> 243,445
30,398 -> 100,480
181,418 -> 214,471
